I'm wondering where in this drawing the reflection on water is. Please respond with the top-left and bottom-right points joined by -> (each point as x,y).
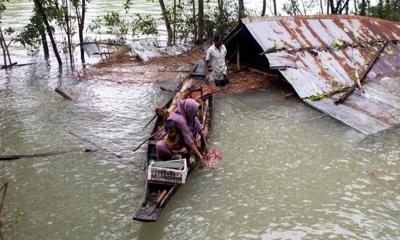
1,58 -> 400,239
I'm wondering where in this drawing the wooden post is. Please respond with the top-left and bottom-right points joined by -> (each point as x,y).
236,42 -> 240,71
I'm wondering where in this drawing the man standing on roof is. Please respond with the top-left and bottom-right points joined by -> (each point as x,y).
205,32 -> 229,86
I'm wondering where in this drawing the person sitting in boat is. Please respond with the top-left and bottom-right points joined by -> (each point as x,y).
156,98 -> 208,161
205,32 -> 229,87
157,119 -> 185,160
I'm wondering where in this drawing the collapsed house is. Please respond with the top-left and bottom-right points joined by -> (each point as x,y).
225,15 -> 400,135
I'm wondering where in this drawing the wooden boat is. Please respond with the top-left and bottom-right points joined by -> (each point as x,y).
133,62 -> 213,222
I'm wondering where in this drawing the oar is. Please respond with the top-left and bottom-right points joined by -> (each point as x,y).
133,128 -> 163,152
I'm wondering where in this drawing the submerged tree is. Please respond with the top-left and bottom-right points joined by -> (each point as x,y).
159,0 -> 173,45
197,0 -> 205,43
71,0 -> 87,64
61,0 -> 73,63
18,4 -> 58,59
32,0 -> 62,66
0,26 -> 15,67
0,0 -> 14,67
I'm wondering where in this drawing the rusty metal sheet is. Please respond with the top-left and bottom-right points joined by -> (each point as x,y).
127,41 -> 163,63
305,97 -> 391,134
82,36 -> 100,57
265,52 -> 297,69
242,15 -> 400,51
240,15 -> 400,134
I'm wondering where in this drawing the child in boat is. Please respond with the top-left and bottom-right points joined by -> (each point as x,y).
156,119 -> 185,161
156,98 -> 208,161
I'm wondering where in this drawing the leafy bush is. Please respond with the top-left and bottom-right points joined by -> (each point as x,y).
89,11 -> 158,44
204,0 -> 239,38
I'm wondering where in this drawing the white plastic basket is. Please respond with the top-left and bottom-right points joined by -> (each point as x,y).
147,159 -> 188,184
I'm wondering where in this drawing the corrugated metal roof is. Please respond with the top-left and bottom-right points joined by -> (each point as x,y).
239,15 -> 400,134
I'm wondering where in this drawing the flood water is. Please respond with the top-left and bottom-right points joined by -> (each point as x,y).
2,1 -> 400,240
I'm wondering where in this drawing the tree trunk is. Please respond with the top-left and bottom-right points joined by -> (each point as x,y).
300,0 -> 307,15
218,0 -> 224,22
159,0 -> 173,46
353,0 -> 357,14
197,0 -> 204,43
79,0 -> 85,64
272,0 -> 277,16
320,0 -> 324,14
261,0 -> 266,16
0,29 -> 7,66
39,26 -> 49,59
0,27 -> 11,65
173,0 -> 176,45
192,0 -> 197,41
63,0 -> 73,64
238,0 -> 245,20
339,0 -> 350,14
327,0 -> 330,14
329,0 -> 335,14
33,0 -> 62,66
378,0 -> 383,16
360,0 -> 366,15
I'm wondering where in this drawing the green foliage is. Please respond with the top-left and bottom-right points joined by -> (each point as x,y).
18,21 -> 42,53
305,85 -> 348,101
123,0 -> 132,13
89,11 -> 128,43
204,0 -> 238,38
4,26 -> 14,35
306,92 -> 329,101
17,4 -> 61,54
368,0 -> 400,21
283,0 -> 301,15
283,0 -> 316,15
0,0 -> 8,18
132,13 -> 158,36
88,11 -> 158,44
165,3 -> 195,41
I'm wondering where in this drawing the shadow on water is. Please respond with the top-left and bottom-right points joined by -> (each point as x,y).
136,221 -> 166,240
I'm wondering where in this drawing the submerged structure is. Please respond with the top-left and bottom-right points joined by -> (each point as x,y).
225,15 -> 400,134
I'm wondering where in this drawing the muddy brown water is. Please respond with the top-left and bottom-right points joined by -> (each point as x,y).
1,1 -> 400,239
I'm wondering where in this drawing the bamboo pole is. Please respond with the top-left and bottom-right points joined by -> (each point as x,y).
69,131 -> 123,158
0,148 -> 96,161
133,128 -> 164,152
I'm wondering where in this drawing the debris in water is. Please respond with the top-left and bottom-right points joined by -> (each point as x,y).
79,45 -> 272,94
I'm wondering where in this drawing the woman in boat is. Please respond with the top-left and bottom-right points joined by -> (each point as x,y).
156,98 -> 208,161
